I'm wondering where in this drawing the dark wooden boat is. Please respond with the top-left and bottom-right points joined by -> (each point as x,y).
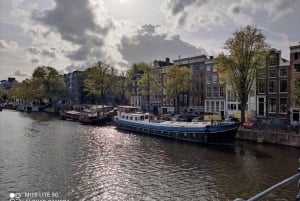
79,105 -> 114,125
59,110 -> 81,121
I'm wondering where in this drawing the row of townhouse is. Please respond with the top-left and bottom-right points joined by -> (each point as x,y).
131,44 -> 300,122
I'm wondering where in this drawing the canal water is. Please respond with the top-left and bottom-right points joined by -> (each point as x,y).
1,110 -> 300,201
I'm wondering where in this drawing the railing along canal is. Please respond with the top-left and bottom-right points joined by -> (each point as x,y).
234,165 -> 300,201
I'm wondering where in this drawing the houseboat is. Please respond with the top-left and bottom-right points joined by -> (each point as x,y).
79,105 -> 114,125
59,110 -> 81,121
114,106 -> 241,145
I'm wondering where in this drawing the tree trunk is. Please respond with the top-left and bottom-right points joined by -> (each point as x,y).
240,101 -> 247,123
176,95 -> 180,114
147,94 -> 150,112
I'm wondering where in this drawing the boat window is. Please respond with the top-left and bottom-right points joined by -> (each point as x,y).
122,115 -> 124,118
140,116 -> 144,120
130,116 -> 133,120
145,115 -> 148,119
126,116 -> 128,119
135,117 -> 137,121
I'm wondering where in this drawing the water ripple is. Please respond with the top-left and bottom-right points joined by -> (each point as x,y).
1,111 -> 300,201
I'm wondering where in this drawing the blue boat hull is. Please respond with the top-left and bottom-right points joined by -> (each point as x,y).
114,119 -> 241,145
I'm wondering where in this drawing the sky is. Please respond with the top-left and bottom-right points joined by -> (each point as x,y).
0,0 -> 299,81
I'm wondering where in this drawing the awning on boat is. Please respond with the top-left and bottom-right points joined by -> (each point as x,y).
204,115 -> 222,121
232,112 -> 251,120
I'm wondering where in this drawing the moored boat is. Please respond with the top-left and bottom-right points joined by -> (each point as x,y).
59,110 -> 81,121
79,105 -> 114,125
114,106 -> 241,145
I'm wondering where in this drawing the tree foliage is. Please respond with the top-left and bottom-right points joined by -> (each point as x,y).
124,62 -> 151,99
216,25 -> 269,122
0,89 -> 8,101
32,66 -> 66,103
82,62 -> 114,104
165,65 -> 192,113
9,66 -> 66,104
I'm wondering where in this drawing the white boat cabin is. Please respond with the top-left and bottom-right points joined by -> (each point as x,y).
117,106 -> 151,123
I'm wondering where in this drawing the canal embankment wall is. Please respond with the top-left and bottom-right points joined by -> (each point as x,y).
237,128 -> 300,148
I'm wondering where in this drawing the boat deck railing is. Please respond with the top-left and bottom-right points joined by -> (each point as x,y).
234,167 -> 300,201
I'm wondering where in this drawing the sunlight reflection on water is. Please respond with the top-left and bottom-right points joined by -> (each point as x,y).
0,110 -> 300,201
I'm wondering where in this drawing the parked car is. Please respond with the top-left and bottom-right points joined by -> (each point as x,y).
243,119 -> 257,129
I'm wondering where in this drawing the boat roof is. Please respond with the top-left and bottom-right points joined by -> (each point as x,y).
160,121 -> 211,127
118,105 -> 140,109
65,110 -> 81,115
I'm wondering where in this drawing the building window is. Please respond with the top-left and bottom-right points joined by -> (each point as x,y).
258,80 -> 266,93
206,101 -> 210,111
270,55 -> 277,65
221,101 -> 224,110
269,80 -> 276,93
192,64 -> 200,70
295,64 -> 300,72
212,75 -> 218,83
213,86 -> 218,97
279,98 -> 287,113
207,75 -> 212,84
206,64 -> 212,71
213,65 -> 217,72
211,101 -> 215,112
228,91 -> 236,102
228,104 -> 237,110
280,68 -> 288,77
207,86 -> 211,97
269,69 -> 276,78
295,52 -> 300,60
219,86 -> 224,97
257,68 -> 266,79
269,98 -> 276,113
280,80 -> 288,93
216,102 -> 219,112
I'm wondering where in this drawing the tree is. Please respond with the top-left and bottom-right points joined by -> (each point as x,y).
82,62 -> 111,104
0,89 -> 8,102
138,64 -> 161,112
165,65 -> 192,113
216,25 -> 269,122
32,66 -> 66,104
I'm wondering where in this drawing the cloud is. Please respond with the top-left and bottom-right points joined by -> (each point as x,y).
162,0 -> 208,16
30,58 -> 39,63
13,70 -> 29,77
31,0 -> 115,62
27,47 -> 40,54
41,49 -> 56,58
27,47 -> 56,60
264,0 -> 299,21
161,0 -> 256,30
0,40 -> 19,50
119,24 -> 207,64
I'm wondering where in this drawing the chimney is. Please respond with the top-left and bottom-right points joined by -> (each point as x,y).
165,57 -> 170,65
